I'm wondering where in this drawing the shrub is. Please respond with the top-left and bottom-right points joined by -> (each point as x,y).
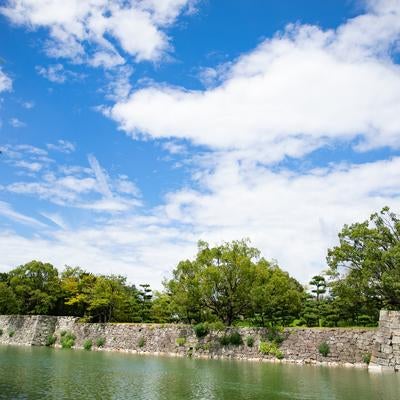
60,330 -> 67,337
46,335 -> 57,346
318,342 -> 330,357
219,331 -> 243,346
61,332 -> 76,349
194,323 -> 209,338
96,337 -> 106,347
246,336 -> 254,347
229,331 -> 243,346
0,329 -> 3,336
176,337 -> 186,346
8,330 -> 15,338
208,321 -> 225,332
363,353 -> 372,364
138,337 -> 145,348
83,339 -> 92,351
266,326 -> 284,345
259,341 -> 284,359
219,335 -> 231,346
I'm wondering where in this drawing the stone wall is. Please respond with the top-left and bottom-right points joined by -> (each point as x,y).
370,310 -> 400,372
0,315 -> 377,367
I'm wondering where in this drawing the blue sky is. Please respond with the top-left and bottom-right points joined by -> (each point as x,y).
1,0 -> 400,288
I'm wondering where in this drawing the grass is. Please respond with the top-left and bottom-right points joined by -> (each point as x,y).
176,337 -> 186,346
61,332 -> 76,349
83,339 -> 93,351
318,342 -> 330,357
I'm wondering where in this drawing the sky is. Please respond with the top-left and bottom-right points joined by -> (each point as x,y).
1,0 -> 400,288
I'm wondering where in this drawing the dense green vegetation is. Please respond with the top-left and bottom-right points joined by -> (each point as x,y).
1,207 -> 399,327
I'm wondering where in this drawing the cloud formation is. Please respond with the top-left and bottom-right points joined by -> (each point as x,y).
0,68 -> 12,92
107,0 -> 400,162
0,0 -> 196,67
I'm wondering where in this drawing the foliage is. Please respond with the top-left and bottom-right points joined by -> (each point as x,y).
246,336 -> 254,347
259,341 -> 283,359
0,328 -> 3,336
8,261 -> 61,315
60,330 -> 67,337
265,326 -> 285,345
193,323 -> 209,338
96,337 -> 106,347
318,342 -> 330,357
176,337 -> 186,346
46,335 -> 57,346
61,332 -> 76,349
138,337 -> 145,348
327,207 -> 400,310
219,331 -> 243,346
83,339 -> 92,351
363,353 -> 371,364
8,330 -> 15,337
166,240 -> 303,326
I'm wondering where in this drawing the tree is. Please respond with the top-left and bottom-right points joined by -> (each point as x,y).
0,282 -> 18,314
327,207 -> 400,310
251,260 -> 303,326
309,275 -> 327,327
165,239 -> 302,326
8,261 -> 61,314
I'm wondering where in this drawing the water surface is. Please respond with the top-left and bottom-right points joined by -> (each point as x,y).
0,345 -> 399,400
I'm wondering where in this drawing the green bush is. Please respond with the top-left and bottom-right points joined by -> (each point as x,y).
138,337 -> 145,348
219,335 -> 231,346
219,331 -> 243,346
176,337 -> 186,346
60,330 -> 67,337
46,335 -> 57,346
61,332 -> 76,349
96,337 -> 106,347
208,321 -> 225,332
246,336 -> 254,347
266,326 -> 284,345
229,331 -> 243,346
83,339 -> 92,351
8,330 -> 15,338
363,353 -> 371,364
194,323 -> 209,338
259,341 -> 283,359
0,329 -> 3,336
318,342 -> 330,357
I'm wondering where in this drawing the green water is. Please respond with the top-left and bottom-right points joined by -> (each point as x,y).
1,346 -> 399,400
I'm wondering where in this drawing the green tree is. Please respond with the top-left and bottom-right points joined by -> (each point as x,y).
0,282 -> 19,314
8,261 -> 61,314
327,207 -> 400,310
251,260 -> 303,326
309,275 -> 327,326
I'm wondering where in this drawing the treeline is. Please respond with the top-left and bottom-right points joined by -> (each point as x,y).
1,207 -> 399,327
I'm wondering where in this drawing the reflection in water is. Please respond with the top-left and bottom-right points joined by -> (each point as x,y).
0,345 -> 399,400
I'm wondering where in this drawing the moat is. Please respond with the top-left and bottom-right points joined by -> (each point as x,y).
1,345 -> 400,400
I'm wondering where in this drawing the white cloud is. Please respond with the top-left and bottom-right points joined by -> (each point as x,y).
0,68 -> 12,92
9,117 -> 26,128
36,64 -> 85,83
2,153 -> 400,287
2,146 -> 140,212
107,0 -> 400,162
0,201 -> 45,227
46,140 -> 75,153
0,0 -> 195,66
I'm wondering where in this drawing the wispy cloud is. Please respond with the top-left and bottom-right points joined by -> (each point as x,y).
47,140 -> 75,154
36,64 -> 85,84
0,67 -> 12,92
9,117 -> 26,128
0,201 -> 45,227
